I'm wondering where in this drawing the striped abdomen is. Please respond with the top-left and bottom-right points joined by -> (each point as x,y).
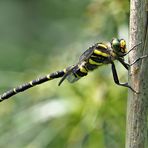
0,70 -> 65,102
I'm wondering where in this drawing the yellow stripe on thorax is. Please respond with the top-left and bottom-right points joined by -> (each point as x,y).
97,43 -> 107,49
94,49 -> 109,57
89,59 -> 103,66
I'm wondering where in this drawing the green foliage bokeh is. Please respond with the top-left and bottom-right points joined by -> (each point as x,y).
0,0 -> 129,148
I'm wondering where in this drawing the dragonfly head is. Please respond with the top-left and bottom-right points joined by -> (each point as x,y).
111,38 -> 127,57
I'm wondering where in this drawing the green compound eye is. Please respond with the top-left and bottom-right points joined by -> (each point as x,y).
111,38 -> 120,51
111,38 -> 127,55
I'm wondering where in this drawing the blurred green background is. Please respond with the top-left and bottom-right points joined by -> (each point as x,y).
0,0 -> 129,148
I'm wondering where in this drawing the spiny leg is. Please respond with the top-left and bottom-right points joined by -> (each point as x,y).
118,55 -> 147,70
0,70 -> 65,102
124,42 -> 142,56
111,62 -> 138,93
129,55 -> 148,66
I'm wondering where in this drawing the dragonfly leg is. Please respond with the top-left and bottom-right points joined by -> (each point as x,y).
111,62 -> 138,93
129,55 -> 148,66
124,42 -> 142,56
118,55 -> 147,70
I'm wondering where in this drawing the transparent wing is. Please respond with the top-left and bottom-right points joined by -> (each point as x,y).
66,71 -> 80,83
59,44 -> 96,85
58,65 -> 77,86
79,45 -> 95,62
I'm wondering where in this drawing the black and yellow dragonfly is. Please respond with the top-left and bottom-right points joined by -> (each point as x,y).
0,38 -> 146,102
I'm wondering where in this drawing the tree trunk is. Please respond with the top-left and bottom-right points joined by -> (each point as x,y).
125,0 -> 148,148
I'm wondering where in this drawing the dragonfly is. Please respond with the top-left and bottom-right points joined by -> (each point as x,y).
0,38 -> 146,102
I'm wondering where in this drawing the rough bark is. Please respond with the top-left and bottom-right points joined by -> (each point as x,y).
125,0 -> 148,148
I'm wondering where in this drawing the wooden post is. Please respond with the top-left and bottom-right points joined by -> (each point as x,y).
126,0 -> 148,148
